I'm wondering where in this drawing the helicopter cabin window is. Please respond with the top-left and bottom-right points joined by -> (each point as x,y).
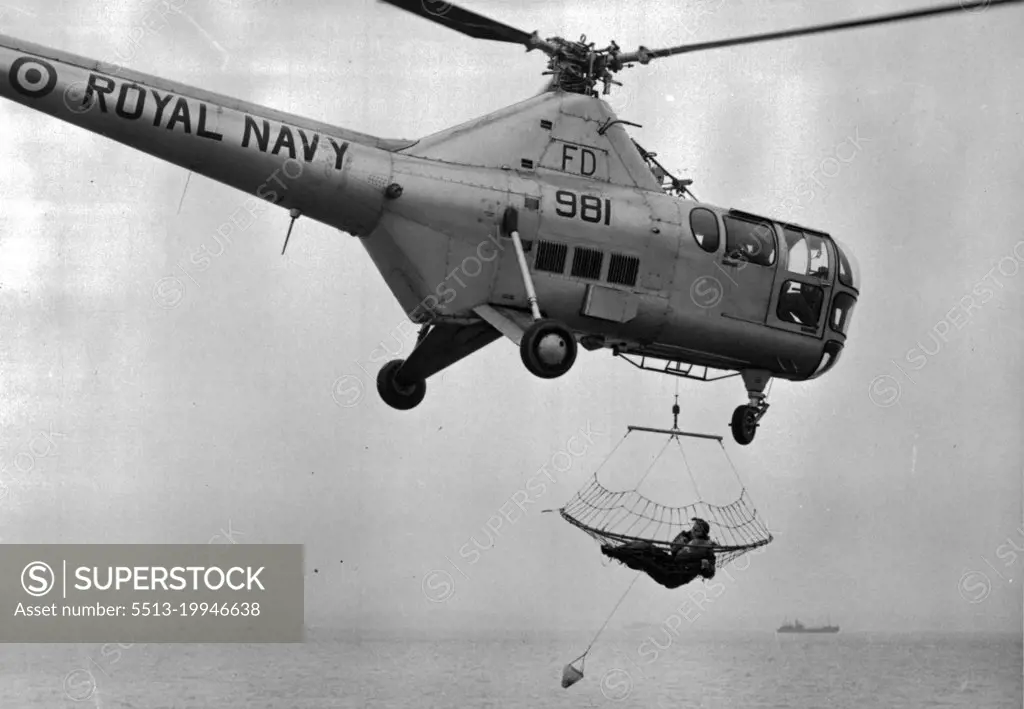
812,351 -> 834,378
571,246 -> 604,280
724,216 -> 776,266
607,253 -> 640,287
782,228 -> 830,278
535,241 -> 568,274
689,208 -> 720,253
830,292 -> 857,336
776,280 -> 824,327
837,247 -> 855,288
810,341 -> 844,379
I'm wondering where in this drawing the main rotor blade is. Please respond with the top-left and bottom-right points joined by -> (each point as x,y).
619,0 -> 1024,64
378,0 -> 535,46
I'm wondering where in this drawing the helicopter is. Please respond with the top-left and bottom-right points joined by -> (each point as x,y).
0,0 -> 1018,445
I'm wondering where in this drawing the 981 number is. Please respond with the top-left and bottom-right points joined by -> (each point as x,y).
554,190 -> 611,225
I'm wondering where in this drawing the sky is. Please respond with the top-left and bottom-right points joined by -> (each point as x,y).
0,0 -> 1022,637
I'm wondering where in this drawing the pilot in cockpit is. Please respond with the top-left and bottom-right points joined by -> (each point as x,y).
780,282 -> 823,325
809,244 -> 829,278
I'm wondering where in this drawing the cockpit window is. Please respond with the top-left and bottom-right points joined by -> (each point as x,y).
808,341 -> 844,379
690,208 -> 720,253
832,239 -> 861,290
830,292 -> 857,335
724,216 -> 776,266
777,280 -> 824,326
837,247 -> 855,288
812,350 -> 834,378
783,228 -> 829,278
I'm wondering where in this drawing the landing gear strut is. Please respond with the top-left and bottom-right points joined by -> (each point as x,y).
374,321 -> 502,411
730,370 -> 771,446
504,206 -> 578,380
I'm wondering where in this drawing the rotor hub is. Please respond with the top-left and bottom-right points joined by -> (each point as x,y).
542,35 -> 625,96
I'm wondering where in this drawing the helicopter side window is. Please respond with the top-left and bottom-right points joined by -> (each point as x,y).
830,292 -> 857,335
689,208 -> 720,254
776,280 -> 824,326
783,228 -> 830,278
724,217 -> 776,267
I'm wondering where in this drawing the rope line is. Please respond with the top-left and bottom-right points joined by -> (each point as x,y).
586,573 -> 641,655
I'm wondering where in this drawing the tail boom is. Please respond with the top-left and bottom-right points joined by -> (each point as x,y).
0,34 -> 400,236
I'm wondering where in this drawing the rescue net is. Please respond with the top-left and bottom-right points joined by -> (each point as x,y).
557,419 -> 773,575
555,404 -> 774,689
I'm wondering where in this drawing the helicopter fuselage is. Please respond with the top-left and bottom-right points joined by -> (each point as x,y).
374,160 -> 853,382
0,34 -> 858,406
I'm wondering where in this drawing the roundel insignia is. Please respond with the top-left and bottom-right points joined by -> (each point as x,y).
8,56 -> 58,98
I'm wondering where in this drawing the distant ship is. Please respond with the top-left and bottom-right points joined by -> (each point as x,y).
776,618 -> 839,634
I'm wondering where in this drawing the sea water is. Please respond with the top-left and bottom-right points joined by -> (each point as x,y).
2,630 -> 1019,708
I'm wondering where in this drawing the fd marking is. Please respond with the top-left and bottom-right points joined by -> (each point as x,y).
559,143 -> 598,177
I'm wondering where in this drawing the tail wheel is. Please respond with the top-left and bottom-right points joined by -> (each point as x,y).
520,319 -> 577,379
377,359 -> 426,410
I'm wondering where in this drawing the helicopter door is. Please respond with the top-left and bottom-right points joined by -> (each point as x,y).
766,227 -> 834,338
489,174 -> 542,308
717,214 -> 778,324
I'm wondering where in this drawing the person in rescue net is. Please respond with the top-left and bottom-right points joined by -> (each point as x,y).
601,517 -> 716,589
670,517 -> 716,575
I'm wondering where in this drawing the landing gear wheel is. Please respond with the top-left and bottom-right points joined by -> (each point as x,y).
731,404 -> 759,445
520,319 -> 578,379
377,359 -> 426,410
